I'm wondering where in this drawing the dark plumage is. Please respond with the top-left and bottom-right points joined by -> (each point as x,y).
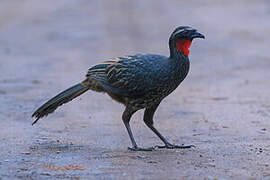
32,26 -> 204,151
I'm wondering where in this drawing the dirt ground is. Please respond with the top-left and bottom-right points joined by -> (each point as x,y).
0,0 -> 270,179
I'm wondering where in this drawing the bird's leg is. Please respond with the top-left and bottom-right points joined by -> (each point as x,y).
122,107 -> 154,151
144,104 -> 195,149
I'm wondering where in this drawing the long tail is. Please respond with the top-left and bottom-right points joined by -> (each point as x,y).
32,82 -> 89,125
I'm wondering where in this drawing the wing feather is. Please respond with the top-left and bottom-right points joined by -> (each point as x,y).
86,54 -> 167,98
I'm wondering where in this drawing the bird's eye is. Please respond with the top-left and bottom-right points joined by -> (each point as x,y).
182,30 -> 189,34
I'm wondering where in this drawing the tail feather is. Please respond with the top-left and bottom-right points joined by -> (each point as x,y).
32,83 -> 89,125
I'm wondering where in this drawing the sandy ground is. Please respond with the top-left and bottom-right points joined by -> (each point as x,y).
0,0 -> 270,179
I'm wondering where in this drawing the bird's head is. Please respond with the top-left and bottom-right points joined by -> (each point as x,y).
169,26 -> 205,57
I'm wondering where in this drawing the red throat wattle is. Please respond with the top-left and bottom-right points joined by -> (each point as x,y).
175,40 -> 192,56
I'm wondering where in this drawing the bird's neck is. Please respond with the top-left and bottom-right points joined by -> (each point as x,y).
168,39 -> 190,81
170,50 -> 188,61
168,51 -> 190,71
168,47 -> 190,69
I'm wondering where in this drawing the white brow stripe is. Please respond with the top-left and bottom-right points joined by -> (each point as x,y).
174,27 -> 194,35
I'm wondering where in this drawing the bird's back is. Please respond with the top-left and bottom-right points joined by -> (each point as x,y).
87,53 -> 189,108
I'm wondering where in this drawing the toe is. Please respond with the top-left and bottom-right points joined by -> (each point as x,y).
174,144 -> 195,149
128,146 -> 155,151
155,144 -> 195,149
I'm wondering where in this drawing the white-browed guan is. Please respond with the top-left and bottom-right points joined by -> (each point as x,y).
32,26 -> 205,151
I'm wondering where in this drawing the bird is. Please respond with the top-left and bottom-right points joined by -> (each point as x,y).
32,26 -> 205,151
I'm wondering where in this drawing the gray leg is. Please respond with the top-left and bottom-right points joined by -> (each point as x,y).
144,104 -> 194,149
122,107 -> 154,151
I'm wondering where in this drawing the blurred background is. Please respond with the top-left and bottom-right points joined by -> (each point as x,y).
0,0 -> 270,179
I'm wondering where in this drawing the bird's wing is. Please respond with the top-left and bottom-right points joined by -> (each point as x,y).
87,54 -> 165,98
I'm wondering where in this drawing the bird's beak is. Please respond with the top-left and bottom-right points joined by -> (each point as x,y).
191,31 -> 205,39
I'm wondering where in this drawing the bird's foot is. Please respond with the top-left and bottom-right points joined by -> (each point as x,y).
155,143 -> 195,149
128,146 -> 155,151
